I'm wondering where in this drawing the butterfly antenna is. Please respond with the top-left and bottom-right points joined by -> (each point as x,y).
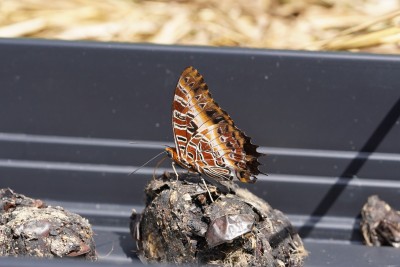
129,141 -> 170,148
129,150 -> 167,176
153,155 -> 168,179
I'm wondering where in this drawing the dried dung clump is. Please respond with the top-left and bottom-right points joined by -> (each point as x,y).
361,195 -> 400,248
0,188 -> 97,260
131,173 -> 307,266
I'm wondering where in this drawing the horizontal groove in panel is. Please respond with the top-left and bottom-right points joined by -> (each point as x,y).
2,132 -> 399,160
261,174 -> 400,188
1,159 -> 399,188
2,136 -> 400,179
289,215 -> 357,230
92,225 -> 130,234
2,146 -> 399,179
0,159 -> 138,173
0,132 -> 167,149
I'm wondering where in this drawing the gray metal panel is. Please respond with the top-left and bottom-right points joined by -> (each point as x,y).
1,39 -> 399,152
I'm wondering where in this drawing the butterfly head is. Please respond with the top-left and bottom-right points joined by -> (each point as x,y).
165,146 -> 178,162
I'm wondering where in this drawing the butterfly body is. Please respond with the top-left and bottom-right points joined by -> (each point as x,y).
166,67 -> 264,184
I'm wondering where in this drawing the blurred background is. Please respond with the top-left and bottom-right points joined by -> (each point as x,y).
0,0 -> 399,54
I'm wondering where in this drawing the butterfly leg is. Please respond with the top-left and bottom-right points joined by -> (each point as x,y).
200,177 -> 214,203
171,162 -> 179,180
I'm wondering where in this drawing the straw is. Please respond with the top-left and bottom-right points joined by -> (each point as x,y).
0,0 -> 399,53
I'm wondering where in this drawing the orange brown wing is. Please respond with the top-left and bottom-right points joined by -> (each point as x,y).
171,66 -> 264,183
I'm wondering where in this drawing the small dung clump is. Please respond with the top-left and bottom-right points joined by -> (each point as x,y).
361,195 -> 400,248
0,188 -> 96,260
131,173 -> 307,267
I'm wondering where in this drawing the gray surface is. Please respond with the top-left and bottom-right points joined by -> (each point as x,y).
0,38 -> 400,266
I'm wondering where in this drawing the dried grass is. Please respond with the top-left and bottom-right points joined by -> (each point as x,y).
0,0 -> 399,53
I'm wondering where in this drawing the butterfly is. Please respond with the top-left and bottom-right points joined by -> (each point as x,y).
165,66 -> 265,184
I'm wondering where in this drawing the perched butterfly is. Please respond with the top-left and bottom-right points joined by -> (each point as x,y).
165,67 -> 265,184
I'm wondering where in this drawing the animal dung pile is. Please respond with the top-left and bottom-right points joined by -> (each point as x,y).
131,173 -> 307,267
361,195 -> 400,248
0,188 -> 96,260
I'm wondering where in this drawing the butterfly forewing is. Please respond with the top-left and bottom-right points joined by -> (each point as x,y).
170,66 -> 264,183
